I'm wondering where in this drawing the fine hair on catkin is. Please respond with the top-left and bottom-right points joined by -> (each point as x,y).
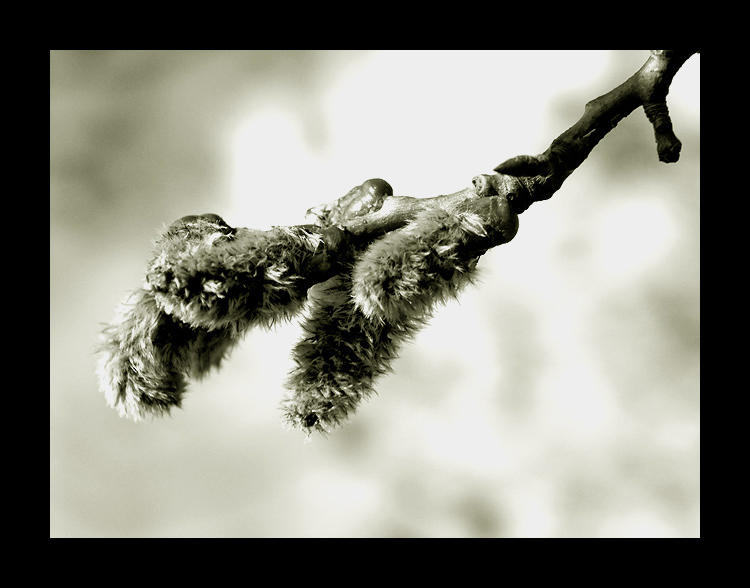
96,287 -> 240,421
283,209 -> 486,435
99,209 -> 491,433
352,208 -> 483,324
145,217 -> 326,334
282,271 -> 424,436
98,215 -> 329,421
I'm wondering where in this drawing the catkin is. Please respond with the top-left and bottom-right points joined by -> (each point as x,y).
281,273 -> 398,435
352,209 -> 483,324
97,288 -> 239,421
100,208 -> 495,432
98,215 -> 328,420
283,209 -> 488,435
146,217 -> 325,334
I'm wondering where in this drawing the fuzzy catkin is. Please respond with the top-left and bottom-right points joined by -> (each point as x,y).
283,209 -> 487,436
283,273 -> 386,435
283,272 -> 431,436
146,216 -> 327,335
352,208 -> 483,324
97,288 -> 239,421
99,208 -> 493,431
98,214 -> 330,421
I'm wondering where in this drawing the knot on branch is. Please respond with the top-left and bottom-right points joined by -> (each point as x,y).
480,166 -> 558,215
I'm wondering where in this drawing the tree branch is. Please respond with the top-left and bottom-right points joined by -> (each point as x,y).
493,49 -> 698,212
319,49 -> 698,236
98,50 -> 699,434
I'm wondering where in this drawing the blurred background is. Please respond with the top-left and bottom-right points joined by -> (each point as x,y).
50,50 -> 700,538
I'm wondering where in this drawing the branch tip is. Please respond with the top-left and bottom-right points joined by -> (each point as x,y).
643,100 -> 682,163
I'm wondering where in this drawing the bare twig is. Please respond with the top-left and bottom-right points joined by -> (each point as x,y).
323,49 -> 698,236
493,49 -> 698,212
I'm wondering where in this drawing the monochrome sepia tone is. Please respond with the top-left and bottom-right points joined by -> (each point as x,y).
52,50 -> 700,538
96,51 -> 698,437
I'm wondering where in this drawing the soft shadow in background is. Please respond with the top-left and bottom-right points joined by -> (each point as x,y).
50,50 -> 699,538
